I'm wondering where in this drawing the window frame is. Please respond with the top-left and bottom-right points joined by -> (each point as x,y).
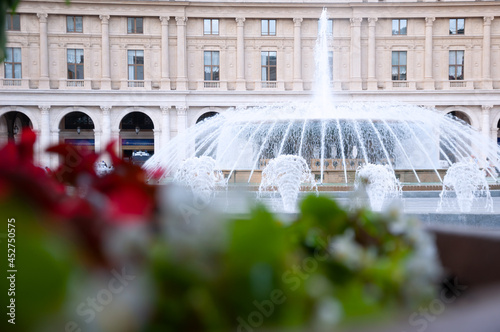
203,19 -> 219,35
67,48 -> 84,80
318,19 -> 333,36
261,19 -> 276,36
127,50 -> 144,81
261,51 -> 277,81
5,14 -> 20,31
392,19 -> 407,35
391,51 -> 407,81
449,18 -> 465,35
204,51 -> 220,81
449,50 -> 464,80
127,17 -> 144,34
328,51 -> 333,82
4,47 -> 22,79
66,16 -> 83,33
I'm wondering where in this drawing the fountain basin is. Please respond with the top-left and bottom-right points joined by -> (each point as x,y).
221,168 -> 450,185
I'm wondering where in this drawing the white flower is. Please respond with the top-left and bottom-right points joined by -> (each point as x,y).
329,229 -> 364,270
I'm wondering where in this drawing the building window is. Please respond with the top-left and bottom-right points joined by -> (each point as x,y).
4,47 -> 21,78
261,51 -> 277,81
449,18 -> 465,35
318,19 -> 333,36
392,19 -> 407,35
67,16 -> 83,33
391,51 -> 407,81
127,17 -> 143,34
203,19 -> 219,35
449,50 -> 464,80
328,51 -> 333,81
5,14 -> 20,31
261,19 -> 276,36
204,51 -> 220,81
67,49 -> 84,79
128,50 -> 144,80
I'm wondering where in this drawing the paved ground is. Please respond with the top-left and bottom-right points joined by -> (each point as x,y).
213,190 -> 500,229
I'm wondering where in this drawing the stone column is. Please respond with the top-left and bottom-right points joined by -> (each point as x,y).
160,16 -> 171,90
350,17 -> 362,90
39,105 -> 51,166
160,106 -> 171,150
293,18 -> 303,91
482,105 -> 492,141
94,129 -> 101,157
111,129 -> 120,158
175,16 -> 188,91
37,13 -> 50,89
176,105 -> 187,159
50,129 -> 59,169
482,17 -> 494,89
153,129 -> 161,154
424,17 -> 435,90
100,106 -> 112,153
235,17 -> 246,91
176,105 -> 187,136
367,17 -> 378,90
99,15 -> 111,90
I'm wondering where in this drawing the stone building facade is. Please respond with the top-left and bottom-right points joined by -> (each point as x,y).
0,0 -> 499,167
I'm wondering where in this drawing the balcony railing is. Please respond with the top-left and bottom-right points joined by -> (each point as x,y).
449,81 -> 466,88
204,81 -> 220,88
3,79 -> 22,86
128,80 -> 145,88
392,81 -> 409,88
66,80 -> 85,87
261,81 -> 277,89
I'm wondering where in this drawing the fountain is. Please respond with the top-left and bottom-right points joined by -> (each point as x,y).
95,160 -> 113,176
258,155 -> 317,212
144,9 -> 500,214
354,164 -> 402,211
173,156 -> 226,204
438,161 -> 493,213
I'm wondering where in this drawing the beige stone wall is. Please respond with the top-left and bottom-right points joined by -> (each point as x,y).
0,0 -> 499,165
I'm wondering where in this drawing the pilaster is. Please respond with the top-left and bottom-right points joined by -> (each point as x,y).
293,17 -> 303,91
160,16 -> 171,90
37,13 -> 50,89
99,15 -> 111,90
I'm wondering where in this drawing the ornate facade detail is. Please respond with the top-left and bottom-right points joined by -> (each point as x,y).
160,106 -> 171,114
368,17 -> 378,26
160,16 -> 170,25
293,17 -> 303,26
38,105 -> 50,114
235,17 -> 245,26
425,17 -> 435,26
175,16 -> 187,25
350,17 -> 362,26
100,106 -> 112,114
99,15 -> 110,24
176,106 -> 187,116
483,16 -> 494,25
37,13 -> 48,23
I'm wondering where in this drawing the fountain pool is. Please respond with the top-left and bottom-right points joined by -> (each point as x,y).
144,9 -> 500,215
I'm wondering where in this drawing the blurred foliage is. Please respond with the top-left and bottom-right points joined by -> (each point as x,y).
0,130 -> 440,332
0,0 -> 71,62
146,195 -> 440,331
0,0 -> 20,62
